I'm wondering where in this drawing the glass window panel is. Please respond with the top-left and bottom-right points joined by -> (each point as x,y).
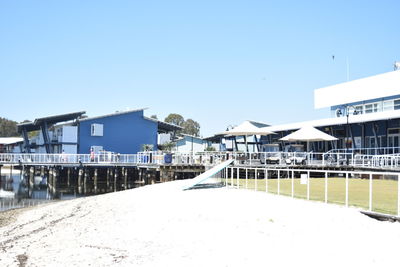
365,104 -> 373,113
394,99 -> 400,110
355,106 -> 363,114
383,100 -> 394,111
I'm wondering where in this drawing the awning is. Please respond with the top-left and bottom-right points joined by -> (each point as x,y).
220,121 -> 275,136
280,126 -> 338,142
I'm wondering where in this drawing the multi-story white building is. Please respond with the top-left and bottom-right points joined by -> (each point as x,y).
262,69 -> 400,153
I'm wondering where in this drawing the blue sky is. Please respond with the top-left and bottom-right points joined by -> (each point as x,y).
1,0 -> 399,136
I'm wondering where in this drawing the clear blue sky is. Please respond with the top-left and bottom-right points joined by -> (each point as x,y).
1,0 -> 399,136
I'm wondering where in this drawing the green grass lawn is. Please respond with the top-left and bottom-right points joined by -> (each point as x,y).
227,177 -> 398,215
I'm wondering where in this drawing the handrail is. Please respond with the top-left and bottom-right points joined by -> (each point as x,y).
1,151 -> 400,169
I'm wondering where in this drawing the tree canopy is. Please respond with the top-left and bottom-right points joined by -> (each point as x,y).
164,113 -> 185,127
164,113 -> 200,137
182,119 -> 200,137
0,117 -> 18,137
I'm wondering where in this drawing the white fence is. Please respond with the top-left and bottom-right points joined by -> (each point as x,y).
2,151 -> 400,169
223,166 -> 400,216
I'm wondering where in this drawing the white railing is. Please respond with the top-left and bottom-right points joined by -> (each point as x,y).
2,150 -> 400,169
326,146 -> 400,156
224,166 -> 400,216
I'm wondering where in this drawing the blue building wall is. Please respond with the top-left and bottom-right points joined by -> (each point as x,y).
78,110 -> 158,154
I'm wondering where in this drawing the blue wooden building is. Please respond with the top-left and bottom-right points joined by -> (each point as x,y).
18,109 -> 181,155
78,109 -> 159,154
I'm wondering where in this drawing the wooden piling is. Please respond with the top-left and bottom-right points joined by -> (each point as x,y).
78,169 -> 83,194
84,169 -> 88,195
106,168 -> 110,192
67,168 -> 71,188
53,168 -> 58,197
94,168 -> 98,194
29,167 -> 34,197
114,168 -> 118,192
123,167 -> 127,190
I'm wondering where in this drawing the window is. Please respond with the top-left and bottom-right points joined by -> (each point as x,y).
365,103 -> 379,114
383,100 -> 394,111
355,105 -> 363,115
394,99 -> 400,110
91,124 -> 103,136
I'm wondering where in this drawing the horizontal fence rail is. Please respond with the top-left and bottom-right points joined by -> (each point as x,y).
1,150 -> 400,169
223,166 -> 400,216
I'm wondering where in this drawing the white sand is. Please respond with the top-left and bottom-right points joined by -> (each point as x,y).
1,180 -> 399,266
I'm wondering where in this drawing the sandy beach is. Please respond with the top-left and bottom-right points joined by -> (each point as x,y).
1,180 -> 399,266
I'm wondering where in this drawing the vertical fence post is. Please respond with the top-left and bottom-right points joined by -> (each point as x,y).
307,171 -> 310,200
231,167 -> 233,188
369,173 -> 373,212
278,170 -> 280,195
225,167 -> 228,187
265,169 -> 268,193
236,167 -> 239,189
255,169 -> 257,191
345,172 -> 349,208
398,174 -> 400,217
291,170 -> 294,198
245,168 -> 248,189
325,172 -> 328,204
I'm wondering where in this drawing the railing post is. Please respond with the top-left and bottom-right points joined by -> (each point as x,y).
307,171 -> 310,200
231,167 -> 233,188
369,173 -> 373,212
398,174 -> 400,217
277,170 -> 280,195
345,172 -> 349,208
225,167 -> 228,187
291,170 -> 294,198
325,172 -> 328,203
245,168 -> 248,189
236,167 -> 239,189
255,169 -> 257,191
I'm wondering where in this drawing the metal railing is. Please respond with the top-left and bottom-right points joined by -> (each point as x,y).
2,150 -> 400,170
224,166 -> 400,216
326,146 -> 400,156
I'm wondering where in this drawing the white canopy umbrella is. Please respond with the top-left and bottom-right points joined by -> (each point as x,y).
220,121 -> 275,152
279,125 -> 337,151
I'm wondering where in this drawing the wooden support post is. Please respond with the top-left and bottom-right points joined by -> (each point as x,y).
123,168 -> 128,189
67,168 -> 71,188
53,168 -> 58,197
78,169 -> 83,194
84,169 -> 88,195
9,164 -> 13,182
29,166 -> 34,197
106,168 -> 110,192
94,168 -> 98,194
114,168 -> 118,192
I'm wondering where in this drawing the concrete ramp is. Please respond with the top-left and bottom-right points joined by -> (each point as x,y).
182,159 -> 234,190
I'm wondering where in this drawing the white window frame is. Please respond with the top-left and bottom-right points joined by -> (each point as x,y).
91,123 -> 104,137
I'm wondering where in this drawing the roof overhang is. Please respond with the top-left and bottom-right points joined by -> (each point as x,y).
314,71 -> 400,109
265,110 -> 400,133
0,137 -> 24,145
17,111 -> 86,133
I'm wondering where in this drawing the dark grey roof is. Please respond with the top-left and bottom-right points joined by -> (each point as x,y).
34,111 -> 86,125
17,121 -> 41,132
78,108 -> 146,122
248,120 -> 270,128
144,117 -> 183,133
17,111 -> 86,133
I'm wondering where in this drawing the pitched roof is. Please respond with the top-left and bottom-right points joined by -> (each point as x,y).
78,108 -> 146,122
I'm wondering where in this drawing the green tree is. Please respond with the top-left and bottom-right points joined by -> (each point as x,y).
0,117 -> 18,137
164,113 -> 185,127
182,119 -> 200,137
205,146 -> 216,151
150,115 -> 158,120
